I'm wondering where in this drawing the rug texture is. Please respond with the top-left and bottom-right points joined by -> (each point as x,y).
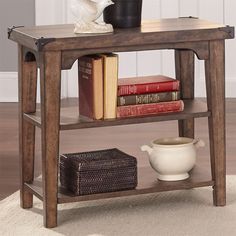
1,176 -> 236,236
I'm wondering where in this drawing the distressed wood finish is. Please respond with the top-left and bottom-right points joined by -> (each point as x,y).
175,50 -> 195,138
61,41 -> 209,70
40,51 -> 61,227
23,100 -> 210,130
24,165 -> 213,204
18,45 -> 37,208
3,99 -> 236,202
8,18 -> 234,228
205,40 -> 226,206
8,19 -> 234,52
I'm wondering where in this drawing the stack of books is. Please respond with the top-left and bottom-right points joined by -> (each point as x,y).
78,54 -> 184,120
116,75 -> 184,118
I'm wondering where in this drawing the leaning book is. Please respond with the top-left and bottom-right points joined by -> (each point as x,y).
78,55 -> 103,120
102,53 -> 119,119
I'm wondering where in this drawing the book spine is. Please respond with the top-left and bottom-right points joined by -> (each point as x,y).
103,53 -> 118,119
117,80 -> 180,96
117,91 -> 180,106
78,59 -> 94,119
117,100 -> 184,118
78,56 -> 103,120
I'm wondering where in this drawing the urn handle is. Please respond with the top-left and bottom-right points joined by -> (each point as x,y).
141,145 -> 153,155
193,138 -> 205,148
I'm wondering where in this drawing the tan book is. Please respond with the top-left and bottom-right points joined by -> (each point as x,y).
78,55 -> 103,120
102,53 -> 118,119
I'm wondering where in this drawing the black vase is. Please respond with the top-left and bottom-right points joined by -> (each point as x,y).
103,0 -> 143,28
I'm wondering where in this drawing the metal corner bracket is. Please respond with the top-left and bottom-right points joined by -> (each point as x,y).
8,25 -> 24,38
35,37 -> 56,51
219,25 -> 234,38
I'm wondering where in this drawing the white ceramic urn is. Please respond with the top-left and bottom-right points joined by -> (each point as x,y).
141,137 -> 205,181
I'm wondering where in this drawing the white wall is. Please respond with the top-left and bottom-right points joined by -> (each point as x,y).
1,0 -> 236,101
0,0 -> 35,102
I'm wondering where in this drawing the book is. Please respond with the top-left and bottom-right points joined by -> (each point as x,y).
78,55 -> 103,120
117,100 -> 184,118
117,91 -> 180,106
117,75 -> 180,96
102,53 -> 119,119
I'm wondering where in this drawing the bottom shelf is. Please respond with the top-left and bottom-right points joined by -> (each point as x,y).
25,165 -> 214,204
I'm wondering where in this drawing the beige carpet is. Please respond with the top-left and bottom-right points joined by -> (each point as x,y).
1,176 -> 236,236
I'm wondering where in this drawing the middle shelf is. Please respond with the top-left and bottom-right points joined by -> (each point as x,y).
23,99 -> 210,131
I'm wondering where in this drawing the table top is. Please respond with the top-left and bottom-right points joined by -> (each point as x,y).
8,17 -> 234,52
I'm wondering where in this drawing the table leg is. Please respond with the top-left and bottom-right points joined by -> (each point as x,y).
205,40 -> 226,206
18,46 -> 37,208
40,51 -> 61,227
175,49 -> 195,138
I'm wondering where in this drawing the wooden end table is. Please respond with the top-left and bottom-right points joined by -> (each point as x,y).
8,17 -> 234,228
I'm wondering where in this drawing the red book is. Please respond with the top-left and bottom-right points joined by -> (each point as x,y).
117,100 -> 184,118
118,75 -> 179,96
78,55 -> 103,120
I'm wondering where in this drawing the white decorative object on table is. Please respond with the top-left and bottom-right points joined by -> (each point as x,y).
141,137 -> 205,181
71,0 -> 114,34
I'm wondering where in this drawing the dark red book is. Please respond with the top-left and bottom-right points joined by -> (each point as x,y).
117,91 -> 180,106
78,55 -> 103,120
118,75 -> 179,96
117,100 -> 184,118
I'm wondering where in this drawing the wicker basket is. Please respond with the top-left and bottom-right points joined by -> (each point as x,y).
60,148 -> 137,195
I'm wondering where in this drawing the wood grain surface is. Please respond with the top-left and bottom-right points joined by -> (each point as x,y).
1,98 -> 236,201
